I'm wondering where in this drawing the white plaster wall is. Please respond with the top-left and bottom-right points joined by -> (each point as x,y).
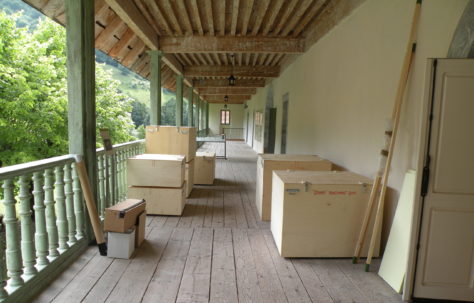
208,103 -> 244,136
244,0 -> 468,244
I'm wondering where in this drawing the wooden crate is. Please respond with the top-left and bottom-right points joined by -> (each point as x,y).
271,170 -> 381,258
256,154 -> 332,221
145,125 -> 197,161
127,154 -> 185,188
194,151 -> 215,185
185,158 -> 194,197
127,185 -> 186,216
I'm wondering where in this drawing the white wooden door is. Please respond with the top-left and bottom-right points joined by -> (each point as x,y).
413,59 -> 474,302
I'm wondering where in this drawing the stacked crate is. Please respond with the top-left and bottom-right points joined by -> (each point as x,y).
145,125 -> 197,197
127,154 -> 186,215
256,154 -> 332,221
194,151 -> 216,185
270,171 -> 381,258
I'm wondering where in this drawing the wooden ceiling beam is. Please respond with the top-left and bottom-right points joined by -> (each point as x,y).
159,36 -> 304,54
121,40 -> 146,66
108,28 -> 135,58
185,65 -> 279,78
261,0 -> 285,35
190,0 -> 204,35
230,0 -> 240,36
197,87 -> 257,95
281,0 -> 315,36
292,0 -> 327,37
194,78 -> 265,88
202,95 -> 251,103
204,0 -> 215,36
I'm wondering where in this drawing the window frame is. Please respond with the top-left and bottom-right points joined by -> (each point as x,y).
220,109 -> 231,125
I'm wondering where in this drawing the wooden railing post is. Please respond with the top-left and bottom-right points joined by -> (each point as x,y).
64,164 -> 77,244
44,169 -> 59,258
2,179 -> 24,287
54,166 -> 69,251
98,155 -> 105,218
33,171 -> 49,266
72,165 -> 85,239
19,175 -> 37,276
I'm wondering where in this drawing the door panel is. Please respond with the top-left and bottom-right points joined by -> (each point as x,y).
414,59 -> 474,302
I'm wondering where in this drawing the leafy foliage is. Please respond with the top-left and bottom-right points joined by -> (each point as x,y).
0,12 -> 135,167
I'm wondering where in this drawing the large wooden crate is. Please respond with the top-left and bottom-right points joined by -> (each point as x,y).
256,154 -> 332,221
271,170 -> 381,258
145,125 -> 197,161
127,154 -> 185,188
185,158 -> 194,197
194,152 -> 215,185
127,185 -> 186,216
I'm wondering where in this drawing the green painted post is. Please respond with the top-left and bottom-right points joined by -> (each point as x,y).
0,217 -> 8,300
44,169 -> 59,257
54,166 -> 69,251
176,75 -> 184,126
150,50 -> 162,125
66,0 -> 96,241
64,164 -> 76,244
33,172 -> 49,266
19,175 -> 37,275
197,97 -> 201,131
98,155 -> 105,218
188,86 -> 194,126
205,102 -> 210,135
2,179 -> 24,286
72,165 -> 85,239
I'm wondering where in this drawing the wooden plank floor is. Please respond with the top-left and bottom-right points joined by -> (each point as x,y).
33,141 -> 403,303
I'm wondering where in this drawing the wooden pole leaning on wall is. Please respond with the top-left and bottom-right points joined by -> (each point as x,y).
75,155 -> 107,256
352,0 -> 423,270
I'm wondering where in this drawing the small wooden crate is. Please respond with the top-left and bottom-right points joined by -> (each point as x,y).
145,125 -> 197,161
127,154 -> 185,188
194,152 -> 215,185
185,158 -> 194,197
128,185 -> 186,216
271,170 -> 380,258
256,154 -> 332,221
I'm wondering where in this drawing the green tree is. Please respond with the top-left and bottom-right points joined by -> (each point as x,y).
0,12 -> 135,167
131,100 -> 150,127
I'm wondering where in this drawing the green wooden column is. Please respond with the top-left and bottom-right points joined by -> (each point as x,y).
176,75 -> 184,126
205,101 -> 209,135
188,86 -> 194,126
150,50 -> 162,125
66,0 -> 96,241
196,97 -> 201,131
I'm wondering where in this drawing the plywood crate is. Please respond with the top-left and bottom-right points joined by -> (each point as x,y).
271,170 -> 381,258
127,185 -> 186,216
107,228 -> 135,259
104,199 -> 146,232
256,154 -> 332,221
145,125 -> 197,161
127,154 -> 185,188
185,158 -> 194,197
194,152 -> 215,185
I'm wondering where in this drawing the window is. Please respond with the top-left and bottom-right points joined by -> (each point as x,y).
220,110 -> 231,125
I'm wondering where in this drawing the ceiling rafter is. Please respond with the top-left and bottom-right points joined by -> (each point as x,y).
194,78 -> 265,88
197,87 -> 257,95
185,65 -> 279,78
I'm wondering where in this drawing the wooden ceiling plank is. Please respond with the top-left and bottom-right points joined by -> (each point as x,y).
230,0 -> 240,36
222,53 -> 229,65
180,54 -> 195,66
272,0 -> 299,36
130,51 -> 149,70
263,53 -> 276,66
261,0 -> 284,35
217,0 -> 225,35
158,36 -> 304,53
143,0 -> 173,35
251,53 -> 258,66
198,87 -> 257,95
237,53 -> 243,66
42,0 -> 63,18
203,95 -> 250,103
303,0 -> 366,49
190,0 -> 204,35
258,53 -> 268,65
175,0 -> 194,35
121,40 -> 146,66
292,0 -> 327,37
240,0 -> 255,35
205,53 -> 215,65
244,53 -> 250,66
213,53 -> 222,65
194,78 -> 265,88
95,15 -> 126,51
184,65 -> 279,78
134,0 -> 162,35
204,0 -> 215,36
280,0 -> 314,36
24,0 -> 49,10
250,0 -> 270,35
160,0 -> 184,35
108,28 -> 135,58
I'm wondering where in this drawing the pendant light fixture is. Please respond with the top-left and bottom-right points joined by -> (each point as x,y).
228,54 -> 236,86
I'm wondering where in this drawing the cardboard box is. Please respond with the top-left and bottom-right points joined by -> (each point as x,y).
107,227 -> 136,259
145,125 -> 197,162
128,185 -> 186,216
185,158 -> 194,197
194,152 -> 215,185
256,154 -> 332,221
104,199 -> 146,232
135,211 -> 146,247
127,154 -> 185,188
271,171 -> 381,258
